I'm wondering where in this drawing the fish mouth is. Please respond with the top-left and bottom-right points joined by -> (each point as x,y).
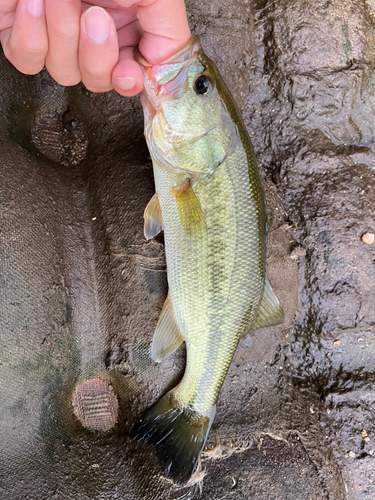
136,36 -> 200,84
135,36 -> 201,111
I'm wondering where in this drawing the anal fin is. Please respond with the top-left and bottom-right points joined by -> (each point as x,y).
144,193 -> 163,240
251,276 -> 284,332
151,294 -> 184,363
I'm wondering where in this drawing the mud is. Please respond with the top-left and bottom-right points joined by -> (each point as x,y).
0,0 -> 374,499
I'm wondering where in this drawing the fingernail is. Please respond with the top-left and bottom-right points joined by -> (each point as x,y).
27,0 -> 44,17
116,77 -> 137,90
84,7 -> 110,44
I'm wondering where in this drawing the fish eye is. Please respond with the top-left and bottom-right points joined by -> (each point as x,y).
194,75 -> 214,96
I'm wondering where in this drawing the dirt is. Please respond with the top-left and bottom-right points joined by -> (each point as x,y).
0,0 -> 374,499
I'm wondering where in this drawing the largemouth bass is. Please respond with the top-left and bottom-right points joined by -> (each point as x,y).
130,36 -> 284,485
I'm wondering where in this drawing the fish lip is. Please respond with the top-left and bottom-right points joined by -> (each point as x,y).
135,36 -> 200,71
136,37 -> 200,100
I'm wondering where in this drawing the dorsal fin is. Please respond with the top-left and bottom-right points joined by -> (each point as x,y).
151,294 -> 184,363
144,193 -> 163,240
251,277 -> 284,332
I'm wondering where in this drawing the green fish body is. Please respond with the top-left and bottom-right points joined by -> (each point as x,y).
131,37 -> 284,485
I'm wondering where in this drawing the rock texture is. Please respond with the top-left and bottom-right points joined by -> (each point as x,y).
0,0 -> 374,499
242,1 -> 375,498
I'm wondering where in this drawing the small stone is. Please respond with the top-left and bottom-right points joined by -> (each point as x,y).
361,429 -> 368,438
333,340 -> 341,346
349,451 -> 356,458
310,408 -> 315,414
365,437 -> 370,442
369,450 -> 374,455
327,409 -> 331,414
362,233 -> 374,244
290,246 -> 306,259
369,479 -> 373,483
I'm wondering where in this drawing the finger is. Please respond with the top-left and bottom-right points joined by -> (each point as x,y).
0,0 -> 48,74
0,10 -> 16,31
82,2 -> 138,30
79,6 -> 119,92
88,0 -> 138,8
112,46 -> 143,96
45,0 -> 81,86
82,0 -> 132,8
137,0 -> 191,64
117,19 -> 143,48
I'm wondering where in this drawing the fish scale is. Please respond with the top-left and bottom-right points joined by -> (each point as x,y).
131,36 -> 284,485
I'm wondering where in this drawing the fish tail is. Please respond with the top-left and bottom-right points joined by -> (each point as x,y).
130,389 -> 215,485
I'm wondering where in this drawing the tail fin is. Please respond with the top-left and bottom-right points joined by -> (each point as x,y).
130,390 -> 215,485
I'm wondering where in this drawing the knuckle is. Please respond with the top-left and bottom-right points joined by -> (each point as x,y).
8,40 -> 48,66
11,31 -> 48,57
48,70 -> 81,87
23,41 -> 48,56
4,46 -> 44,74
57,75 -> 82,87
23,61 -> 45,75
81,72 -> 112,93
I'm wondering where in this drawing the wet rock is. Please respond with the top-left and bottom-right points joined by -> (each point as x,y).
241,0 -> 375,498
187,0 -> 256,104
199,434 -> 329,500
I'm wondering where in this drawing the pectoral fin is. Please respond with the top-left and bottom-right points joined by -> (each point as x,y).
144,193 -> 163,240
172,178 -> 205,236
151,294 -> 184,363
251,277 -> 284,332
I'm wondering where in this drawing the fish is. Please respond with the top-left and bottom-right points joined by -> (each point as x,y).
130,36 -> 284,485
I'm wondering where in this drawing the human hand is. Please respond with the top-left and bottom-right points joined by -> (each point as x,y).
0,0 -> 191,96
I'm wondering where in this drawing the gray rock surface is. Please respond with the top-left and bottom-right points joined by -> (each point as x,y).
0,0 -> 374,498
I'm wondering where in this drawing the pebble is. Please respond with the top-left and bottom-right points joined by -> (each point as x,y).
362,233 -> 374,244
